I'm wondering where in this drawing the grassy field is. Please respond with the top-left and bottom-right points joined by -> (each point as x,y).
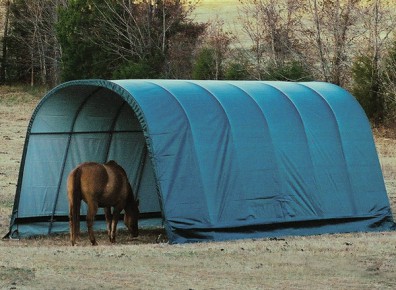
194,0 -> 242,29
0,86 -> 395,289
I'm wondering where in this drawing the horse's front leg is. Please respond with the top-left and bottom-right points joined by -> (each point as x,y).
87,202 -> 98,246
104,207 -> 113,242
110,208 -> 121,243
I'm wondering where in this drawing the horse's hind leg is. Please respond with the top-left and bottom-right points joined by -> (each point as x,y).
87,202 -> 98,246
104,207 -> 113,242
110,208 -> 121,243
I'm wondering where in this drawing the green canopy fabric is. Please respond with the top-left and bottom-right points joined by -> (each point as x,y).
7,80 -> 395,243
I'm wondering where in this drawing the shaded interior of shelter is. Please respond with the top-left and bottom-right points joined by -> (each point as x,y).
12,85 -> 163,236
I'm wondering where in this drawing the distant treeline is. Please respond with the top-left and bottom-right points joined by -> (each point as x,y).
0,0 -> 395,125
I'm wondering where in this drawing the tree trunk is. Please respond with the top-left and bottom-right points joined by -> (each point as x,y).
371,0 -> 384,124
1,0 -> 11,84
312,0 -> 328,82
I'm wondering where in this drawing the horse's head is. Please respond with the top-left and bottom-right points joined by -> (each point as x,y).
124,198 -> 139,237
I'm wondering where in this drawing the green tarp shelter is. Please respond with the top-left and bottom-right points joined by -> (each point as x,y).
7,80 -> 395,243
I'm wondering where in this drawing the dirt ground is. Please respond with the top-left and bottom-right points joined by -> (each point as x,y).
0,86 -> 395,289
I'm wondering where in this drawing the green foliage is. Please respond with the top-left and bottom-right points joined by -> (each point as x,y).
264,61 -> 313,81
112,59 -> 162,79
383,41 -> 396,125
351,42 -> 396,126
224,62 -> 250,80
351,54 -> 384,123
352,55 -> 376,117
57,0 -> 112,81
192,48 -> 216,80
193,50 -> 313,81
56,0 -> 205,81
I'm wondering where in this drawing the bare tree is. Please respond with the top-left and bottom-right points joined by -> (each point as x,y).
308,0 -> 328,82
367,0 -> 396,123
7,0 -> 66,86
237,0 -> 267,79
303,0 -> 363,86
362,0 -> 395,79
237,0 -> 304,79
92,0 -> 201,64
235,0 -> 396,86
197,16 -> 234,80
383,47 -> 396,124
166,19 -> 206,78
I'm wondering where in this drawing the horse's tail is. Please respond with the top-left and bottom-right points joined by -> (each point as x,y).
67,167 -> 82,246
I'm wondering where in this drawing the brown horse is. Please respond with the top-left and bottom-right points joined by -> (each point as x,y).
67,160 -> 139,246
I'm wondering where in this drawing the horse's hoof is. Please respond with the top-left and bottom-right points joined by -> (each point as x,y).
91,241 -> 98,246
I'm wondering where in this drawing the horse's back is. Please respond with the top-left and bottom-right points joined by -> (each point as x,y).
104,160 -> 128,178
103,161 -> 129,198
75,161 -> 129,206
78,162 -> 108,189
